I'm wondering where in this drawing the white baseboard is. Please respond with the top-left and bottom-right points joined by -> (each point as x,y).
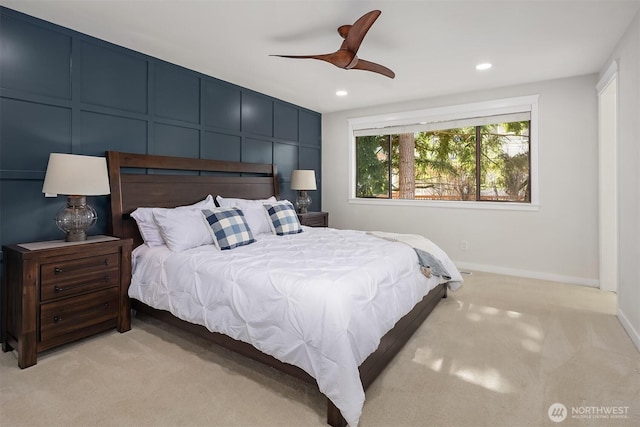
454,261 -> 600,287
617,308 -> 640,352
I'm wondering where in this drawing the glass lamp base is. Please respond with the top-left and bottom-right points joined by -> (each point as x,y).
295,190 -> 312,214
55,195 -> 97,242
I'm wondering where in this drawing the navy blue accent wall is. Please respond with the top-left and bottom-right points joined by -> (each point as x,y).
0,7 -> 322,252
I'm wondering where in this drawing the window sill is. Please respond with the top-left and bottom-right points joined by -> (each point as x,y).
348,198 -> 540,212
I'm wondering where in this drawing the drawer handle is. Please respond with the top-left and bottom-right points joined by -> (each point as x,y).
103,303 -> 110,309
53,258 -> 111,275
53,315 -> 61,323
53,276 -> 111,293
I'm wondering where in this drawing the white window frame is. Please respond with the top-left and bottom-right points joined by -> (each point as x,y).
347,95 -> 540,211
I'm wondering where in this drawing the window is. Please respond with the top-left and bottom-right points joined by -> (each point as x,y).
350,96 -> 538,209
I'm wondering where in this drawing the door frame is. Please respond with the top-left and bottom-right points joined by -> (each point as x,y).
596,60 -> 618,293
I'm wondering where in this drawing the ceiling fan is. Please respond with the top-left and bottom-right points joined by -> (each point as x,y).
272,10 -> 395,79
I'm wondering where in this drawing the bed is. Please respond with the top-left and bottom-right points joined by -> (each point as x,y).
106,151 -> 460,426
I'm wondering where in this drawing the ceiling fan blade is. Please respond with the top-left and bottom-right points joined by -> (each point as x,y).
351,58 -> 395,79
272,50 -> 354,68
270,54 -> 331,60
342,10 -> 382,54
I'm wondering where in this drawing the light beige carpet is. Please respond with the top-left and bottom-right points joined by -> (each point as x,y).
1,271 -> 638,427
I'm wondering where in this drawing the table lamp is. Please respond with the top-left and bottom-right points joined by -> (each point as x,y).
42,153 -> 111,242
290,170 -> 317,214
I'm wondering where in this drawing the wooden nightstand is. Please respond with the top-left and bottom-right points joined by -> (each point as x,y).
297,211 -> 329,227
1,236 -> 132,368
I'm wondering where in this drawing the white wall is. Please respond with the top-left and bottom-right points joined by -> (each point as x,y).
602,11 -> 640,351
322,74 -> 600,286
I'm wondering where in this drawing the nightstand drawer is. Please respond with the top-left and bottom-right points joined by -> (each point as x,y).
40,269 -> 119,301
297,212 -> 328,227
40,287 -> 119,344
41,252 -> 120,284
302,216 -> 326,227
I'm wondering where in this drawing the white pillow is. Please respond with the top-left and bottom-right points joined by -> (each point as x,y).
152,208 -> 214,252
216,195 -> 276,207
130,195 -> 215,246
215,195 -> 276,235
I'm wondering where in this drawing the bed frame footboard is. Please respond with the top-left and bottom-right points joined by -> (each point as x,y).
131,282 -> 445,426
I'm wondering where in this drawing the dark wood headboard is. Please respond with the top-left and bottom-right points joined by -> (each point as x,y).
106,151 -> 279,248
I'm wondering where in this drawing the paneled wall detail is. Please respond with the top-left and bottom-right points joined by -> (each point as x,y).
0,7 -> 321,248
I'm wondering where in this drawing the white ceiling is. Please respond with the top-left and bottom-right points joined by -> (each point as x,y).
2,0 -> 638,113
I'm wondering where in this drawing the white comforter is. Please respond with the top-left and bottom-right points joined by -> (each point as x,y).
129,227 -> 460,426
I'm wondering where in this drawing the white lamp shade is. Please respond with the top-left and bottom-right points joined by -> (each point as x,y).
42,153 -> 111,196
290,170 -> 317,190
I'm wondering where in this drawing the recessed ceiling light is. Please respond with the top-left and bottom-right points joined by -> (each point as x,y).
476,63 -> 492,71
336,90 -> 348,97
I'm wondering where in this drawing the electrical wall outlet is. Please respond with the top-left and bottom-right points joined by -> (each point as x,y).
460,240 -> 469,250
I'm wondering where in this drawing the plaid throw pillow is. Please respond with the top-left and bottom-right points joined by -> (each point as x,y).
202,208 -> 255,250
264,201 -> 303,236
